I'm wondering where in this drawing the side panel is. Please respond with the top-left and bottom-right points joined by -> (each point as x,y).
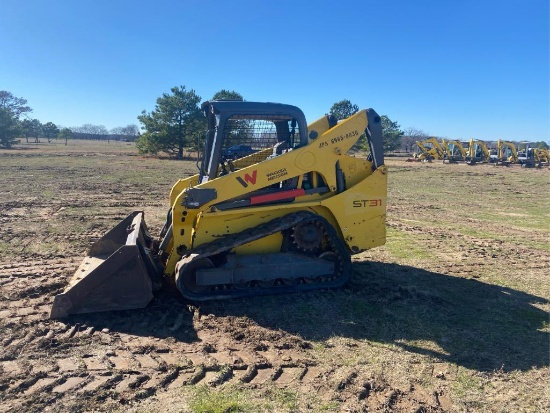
189,164 -> 387,256
321,166 -> 387,252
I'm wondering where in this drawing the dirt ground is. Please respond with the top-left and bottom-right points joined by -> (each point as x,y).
0,141 -> 548,412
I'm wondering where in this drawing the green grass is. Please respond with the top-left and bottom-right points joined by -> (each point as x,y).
0,241 -> 19,257
385,226 -> 435,261
186,385 -> 301,413
318,401 -> 340,411
265,388 -> 299,411
451,369 -> 486,408
188,385 -> 251,413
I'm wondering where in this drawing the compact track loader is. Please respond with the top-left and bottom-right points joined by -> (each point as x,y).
51,101 -> 387,318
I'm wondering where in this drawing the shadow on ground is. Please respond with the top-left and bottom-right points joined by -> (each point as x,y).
69,287 -> 199,344
200,261 -> 549,372
71,261 -> 548,372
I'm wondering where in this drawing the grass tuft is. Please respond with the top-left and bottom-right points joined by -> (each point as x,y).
188,385 -> 250,413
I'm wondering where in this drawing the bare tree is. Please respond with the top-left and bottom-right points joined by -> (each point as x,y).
121,124 -> 139,137
70,124 -> 109,140
403,127 -> 429,153
111,124 -> 139,141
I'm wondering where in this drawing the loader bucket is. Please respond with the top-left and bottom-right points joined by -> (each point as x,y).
50,211 -> 162,319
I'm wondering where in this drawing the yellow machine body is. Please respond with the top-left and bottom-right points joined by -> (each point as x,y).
51,101 -> 387,316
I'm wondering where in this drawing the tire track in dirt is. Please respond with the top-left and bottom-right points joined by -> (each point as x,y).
0,324 -> 315,411
0,254 -> 452,412
0,231 -> 536,413
2,344 -> 447,413
0,266 -> 447,413
0,255 -> 448,412
0,257 -> 322,411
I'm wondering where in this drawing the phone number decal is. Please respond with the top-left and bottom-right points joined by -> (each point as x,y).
331,130 -> 359,144
318,130 -> 360,148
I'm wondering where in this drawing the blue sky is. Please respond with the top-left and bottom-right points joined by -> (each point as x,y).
1,0 -> 548,141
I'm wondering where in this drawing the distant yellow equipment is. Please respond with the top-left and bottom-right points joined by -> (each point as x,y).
441,139 -> 467,163
516,143 -> 549,168
466,139 -> 493,164
415,137 -> 445,162
495,139 -> 518,166
51,101 -> 388,317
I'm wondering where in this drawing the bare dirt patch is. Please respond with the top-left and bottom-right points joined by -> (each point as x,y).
0,142 -> 548,412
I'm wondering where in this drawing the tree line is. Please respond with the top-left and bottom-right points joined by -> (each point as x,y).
135,87 -> 406,158
136,87 -> 242,158
4,88 -> 545,153
0,87 -> 412,154
0,91 -> 139,147
69,124 -> 139,142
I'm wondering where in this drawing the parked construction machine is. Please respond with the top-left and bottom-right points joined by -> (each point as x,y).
517,143 -> 549,168
533,148 -> 549,167
50,101 -> 387,318
495,139 -> 518,166
414,137 -> 445,162
441,139 -> 467,163
465,139 -> 492,164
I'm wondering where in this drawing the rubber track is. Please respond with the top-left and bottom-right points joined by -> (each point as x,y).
175,211 -> 352,301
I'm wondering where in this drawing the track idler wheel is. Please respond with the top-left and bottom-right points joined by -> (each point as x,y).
176,257 -> 215,294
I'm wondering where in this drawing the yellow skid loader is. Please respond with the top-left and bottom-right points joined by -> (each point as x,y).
51,101 -> 387,318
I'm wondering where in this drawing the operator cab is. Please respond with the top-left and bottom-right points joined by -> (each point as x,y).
200,101 -> 308,183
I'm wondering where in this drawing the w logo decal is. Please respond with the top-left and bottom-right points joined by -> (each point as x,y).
236,170 -> 257,187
